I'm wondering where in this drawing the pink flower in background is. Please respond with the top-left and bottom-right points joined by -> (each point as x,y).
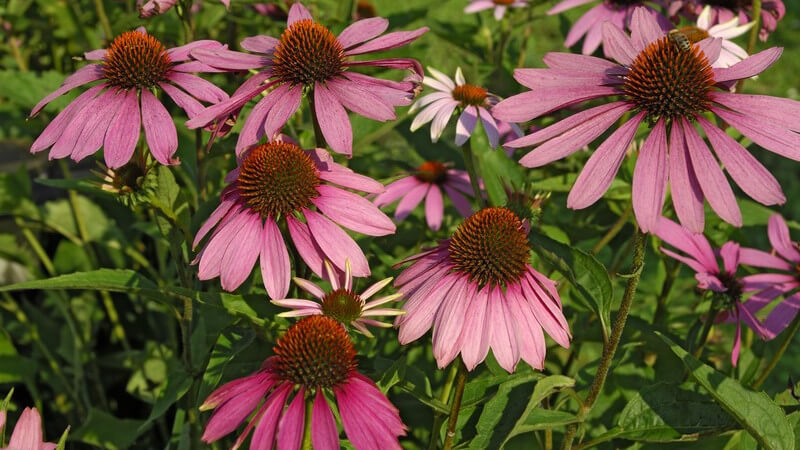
374,161 -> 475,231
494,8 -> 799,234
655,217 -> 795,366
410,67 -> 522,148
272,259 -> 404,337
547,0 -> 669,55
193,141 -> 394,298
0,407 -> 61,450
395,207 -> 570,373
668,0 -> 785,41
201,316 -> 406,450
139,0 -> 229,17
29,29 -> 228,168
687,5 -> 755,68
465,0 -> 528,21
186,2 -> 428,156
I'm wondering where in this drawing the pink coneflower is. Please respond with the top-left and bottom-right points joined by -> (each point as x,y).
272,260 -> 403,337
737,214 -> 800,335
374,161 -> 475,231
547,0 -> 669,55
668,0 -> 785,41
494,8 -> 799,234
464,0 -> 528,20
201,316 -> 406,449
394,207 -> 571,373
654,217 -> 793,366
29,29 -> 228,168
139,0 -> 230,17
410,67 -> 520,148
186,2 -> 427,156
681,5 -> 755,68
0,407 -> 61,449
192,141 -> 394,298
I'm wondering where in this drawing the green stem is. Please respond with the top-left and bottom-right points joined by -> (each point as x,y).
92,0 -> 114,41
442,360 -> 468,450
301,393 -> 314,450
562,229 -> 646,450
428,363 -> 459,449
692,299 -> 720,359
591,203 -> 632,255
736,0 -> 762,92
752,313 -> 800,390
462,139 -> 485,208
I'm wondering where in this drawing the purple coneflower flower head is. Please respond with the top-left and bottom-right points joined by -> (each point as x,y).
139,0 -> 229,17
192,141 -> 395,298
201,315 -> 406,450
394,207 -> 571,373
684,5 -> 755,68
273,259 -> 404,337
494,7 -> 800,234
374,161 -> 476,231
464,0 -> 528,21
410,67 -> 520,148
0,407 -> 60,450
29,29 -> 228,169
655,217 -> 792,366
547,0 -> 669,55
186,2 -> 428,156
668,0 -> 784,41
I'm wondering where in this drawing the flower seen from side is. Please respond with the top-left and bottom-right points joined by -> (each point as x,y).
394,207 -> 571,373
29,29 -> 229,168
374,161 -> 476,231
192,141 -> 395,298
200,315 -> 406,450
494,7 -> 799,234
0,406 -> 63,450
272,259 -> 404,337
186,2 -> 428,156
464,0 -> 529,21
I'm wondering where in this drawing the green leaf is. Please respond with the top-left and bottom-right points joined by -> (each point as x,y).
656,332 -> 795,450
374,356 -> 447,414
35,178 -> 111,198
532,234 -> 613,337
468,374 -> 541,449
478,147 -> 525,206
615,382 -> 737,442
505,375 -> 576,441
43,195 -> 110,242
198,327 -> 256,402
72,408 -> 145,449
138,365 -> 192,433
535,173 -> 630,199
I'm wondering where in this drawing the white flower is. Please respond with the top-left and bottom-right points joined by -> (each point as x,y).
696,5 -> 755,68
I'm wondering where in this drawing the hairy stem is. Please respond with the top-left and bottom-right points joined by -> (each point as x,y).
562,229 -> 646,449
443,360 -> 468,450
428,363 -> 459,449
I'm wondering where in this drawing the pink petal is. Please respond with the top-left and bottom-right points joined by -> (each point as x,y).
738,247 -> 793,271
104,89 -> 141,169
277,388 -> 306,450
768,214 -> 800,262
287,2 -> 312,26
198,209 -> 244,280
345,27 -> 429,56
602,22 -> 637,66
432,277 -> 470,367
261,218 -> 291,299
668,120 -> 705,233
287,216 -> 326,278
313,185 -> 395,236
30,85 -> 104,153
191,47 -> 267,70
455,106 -> 478,146
632,118 -> 668,233
374,177 -> 422,207
425,185 -> 444,231
168,72 -> 228,103
506,284 -> 546,369
240,35 -> 279,53
492,86 -> 617,123
69,88 -> 123,162
712,106 -> 800,162
720,241 -> 740,275
567,112 -> 644,209
548,0 -> 595,14
655,217 -> 718,272
30,64 -> 104,116
764,293 -> 800,338
318,168 -> 385,194
507,101 -> 629,149
488,287 -> 520,373
168,40 -> 225,62
542,52 -> 619,72
263,84 -> 303,142
8,408 -> 44,449
312,391 -> 339,450
141,90 -> 178,165
395,182 -> 430,221
713,47 -> 782,82
250,384 -> 292,449
398,272 -> 455,344
337,17 -> 389,49
314,83 -> 352,156
303,208 -> 370,277
630,7 -> 664,51
220,211 -> 263,291
326,78 -> 395,121
460,285 -> 491,370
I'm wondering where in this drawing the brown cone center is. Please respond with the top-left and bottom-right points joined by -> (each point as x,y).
271,19 -> 345,86
103,31 -> 171,90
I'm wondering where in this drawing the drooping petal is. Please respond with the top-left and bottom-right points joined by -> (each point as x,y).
767,214 -> 800,262
425,185 -> 444,231
276,388 -> 306,450
313,185 -> 396,236
220,211 -> 263,291
261,218 -> 291,299
455,106 -> 478,146
668,120 -> 705,233
250,383 -> 292,450
263,84 -> 303,142
104,89 -> 141,169
141,89 -> 178,165
314,83 -> 353,156
312,391 -> 339,450
304,209 -> 370,276
395,183 -> 430,221
488,287 -> 520,373
30,64 -> 104,117
287,216 -> 326,278
632,118 -> 668,233
713,47 -> 782,82
460,285 -> 491,370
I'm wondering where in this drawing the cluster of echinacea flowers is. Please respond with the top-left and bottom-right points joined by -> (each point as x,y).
139,0 -> 229,17
395,207 -> 571,372
374,161 -> 475,231
192,140 -> 394,298
686,5 -> 755,68
272,259 -> 404,337
0,405 -> 62,450
464,0 -> 529,20
667,0 -> 785,41
547,0 -> 670,55
410,67 -> 522,148
200,315 -> 406,450
185,3 -> 428,156
494,8 -> 800,234
654,217 -> 799,366
29,29 -> 228,168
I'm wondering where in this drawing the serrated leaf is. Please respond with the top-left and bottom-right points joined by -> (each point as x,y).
532,233 -> 613,337
615,382 -> 737,442
656,332 -> 795,450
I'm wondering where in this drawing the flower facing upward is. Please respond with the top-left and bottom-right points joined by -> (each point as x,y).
186,2 -> 428,156
201,316 -> 406,450
687,5 -> 755,68
0,406 -> 61,450
29,29 -> 228,168
668,0 -> 785,41
374,161 -> 476,231
546,0 -> 670,55
272,260 -> 404,337
655,217 -> 796,366
494,8 -> 800,234
464,0 -> 528,21
410,67 -> 522,148
192,141 -> 394,298
395,207 -> 571,373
